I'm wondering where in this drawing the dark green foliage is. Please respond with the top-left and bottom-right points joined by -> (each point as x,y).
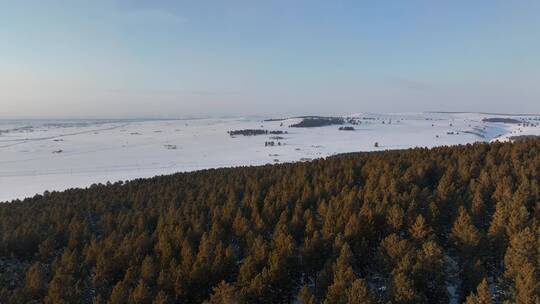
289,117 -> 344,128
0,139 -> 539,303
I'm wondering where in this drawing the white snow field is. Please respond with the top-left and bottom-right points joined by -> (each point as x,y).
1,112 -> 539,202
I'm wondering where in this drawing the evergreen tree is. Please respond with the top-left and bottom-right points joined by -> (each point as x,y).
203,281 -> 241,304
464,278 -> 492,304
297,286 -> 316,304
409,214 -> 433,242
152,291 -> 172,304
141,255 -> 157,284
504,227 -> 536,280
514,263 -> 538,304
44,273 -> 80,304
450,207 -> 481,260
413,240 -> 447,302
25,262 -> 48,299
346,279 -> 374,304
390,271 -> 419,304
386,205 -> 404,233
110,281 -> 129,304
130,280 -> 152,304
324,244 -> 356,304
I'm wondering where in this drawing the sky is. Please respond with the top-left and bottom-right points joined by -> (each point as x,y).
1,0 -> 539,118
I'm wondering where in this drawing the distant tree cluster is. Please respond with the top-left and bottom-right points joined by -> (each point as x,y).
509,135 -> 540,141
228,130 -> 288,137
338,127 -> 355,131
228,129 -> 269,136
0,139 -> 539,303
482,118 -> 521,124
289,117 -> 345,128
265,141 -> 282,147
227,129 -> 268,136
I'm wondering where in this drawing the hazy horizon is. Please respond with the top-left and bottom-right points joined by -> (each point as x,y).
3,110 -> 540,121
2,1 -> 540,118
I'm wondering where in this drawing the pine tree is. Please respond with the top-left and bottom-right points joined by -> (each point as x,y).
324,244 -> 356,304
450,207 -> 481,259
346,279 -> 375,304
301,231 -> 326,281
500,224 -> 538,303
513,262 -> 538,304
377,234 -> 412,273
464,278 -> 492,304
110,281 -> 129,304
390,271 -> 419,304
93,294 -> 106,304
413,240 -> 447,302
409,214 -> 433,242
152,291 -> 172,304
157,268 -> 173,293
504,227 -> 536,280
37,238 -> 55,261
297,285 -> 316,304
44,273 -> 79,304
25,262 -> 48,299
386,205 -> 404,233
244,230 -> 299,303
130,280 -> 152,304
470,189 -> 487,228
141,255 -> 157,284
487,201 -> 510,258
204,281 -> 241,304
506,205 -> 530,238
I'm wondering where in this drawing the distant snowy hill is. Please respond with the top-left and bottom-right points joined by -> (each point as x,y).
1,112 -> 539,202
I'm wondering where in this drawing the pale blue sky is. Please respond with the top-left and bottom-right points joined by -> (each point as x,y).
1,1 -> 539,118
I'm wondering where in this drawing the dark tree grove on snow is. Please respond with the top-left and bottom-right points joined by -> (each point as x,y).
0,139 -> 539,303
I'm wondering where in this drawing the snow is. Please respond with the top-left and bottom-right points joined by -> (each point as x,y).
1,112 -> 539,202
444,253 -> 461,304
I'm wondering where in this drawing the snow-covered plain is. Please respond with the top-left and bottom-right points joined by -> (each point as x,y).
1,112 -> 539,202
